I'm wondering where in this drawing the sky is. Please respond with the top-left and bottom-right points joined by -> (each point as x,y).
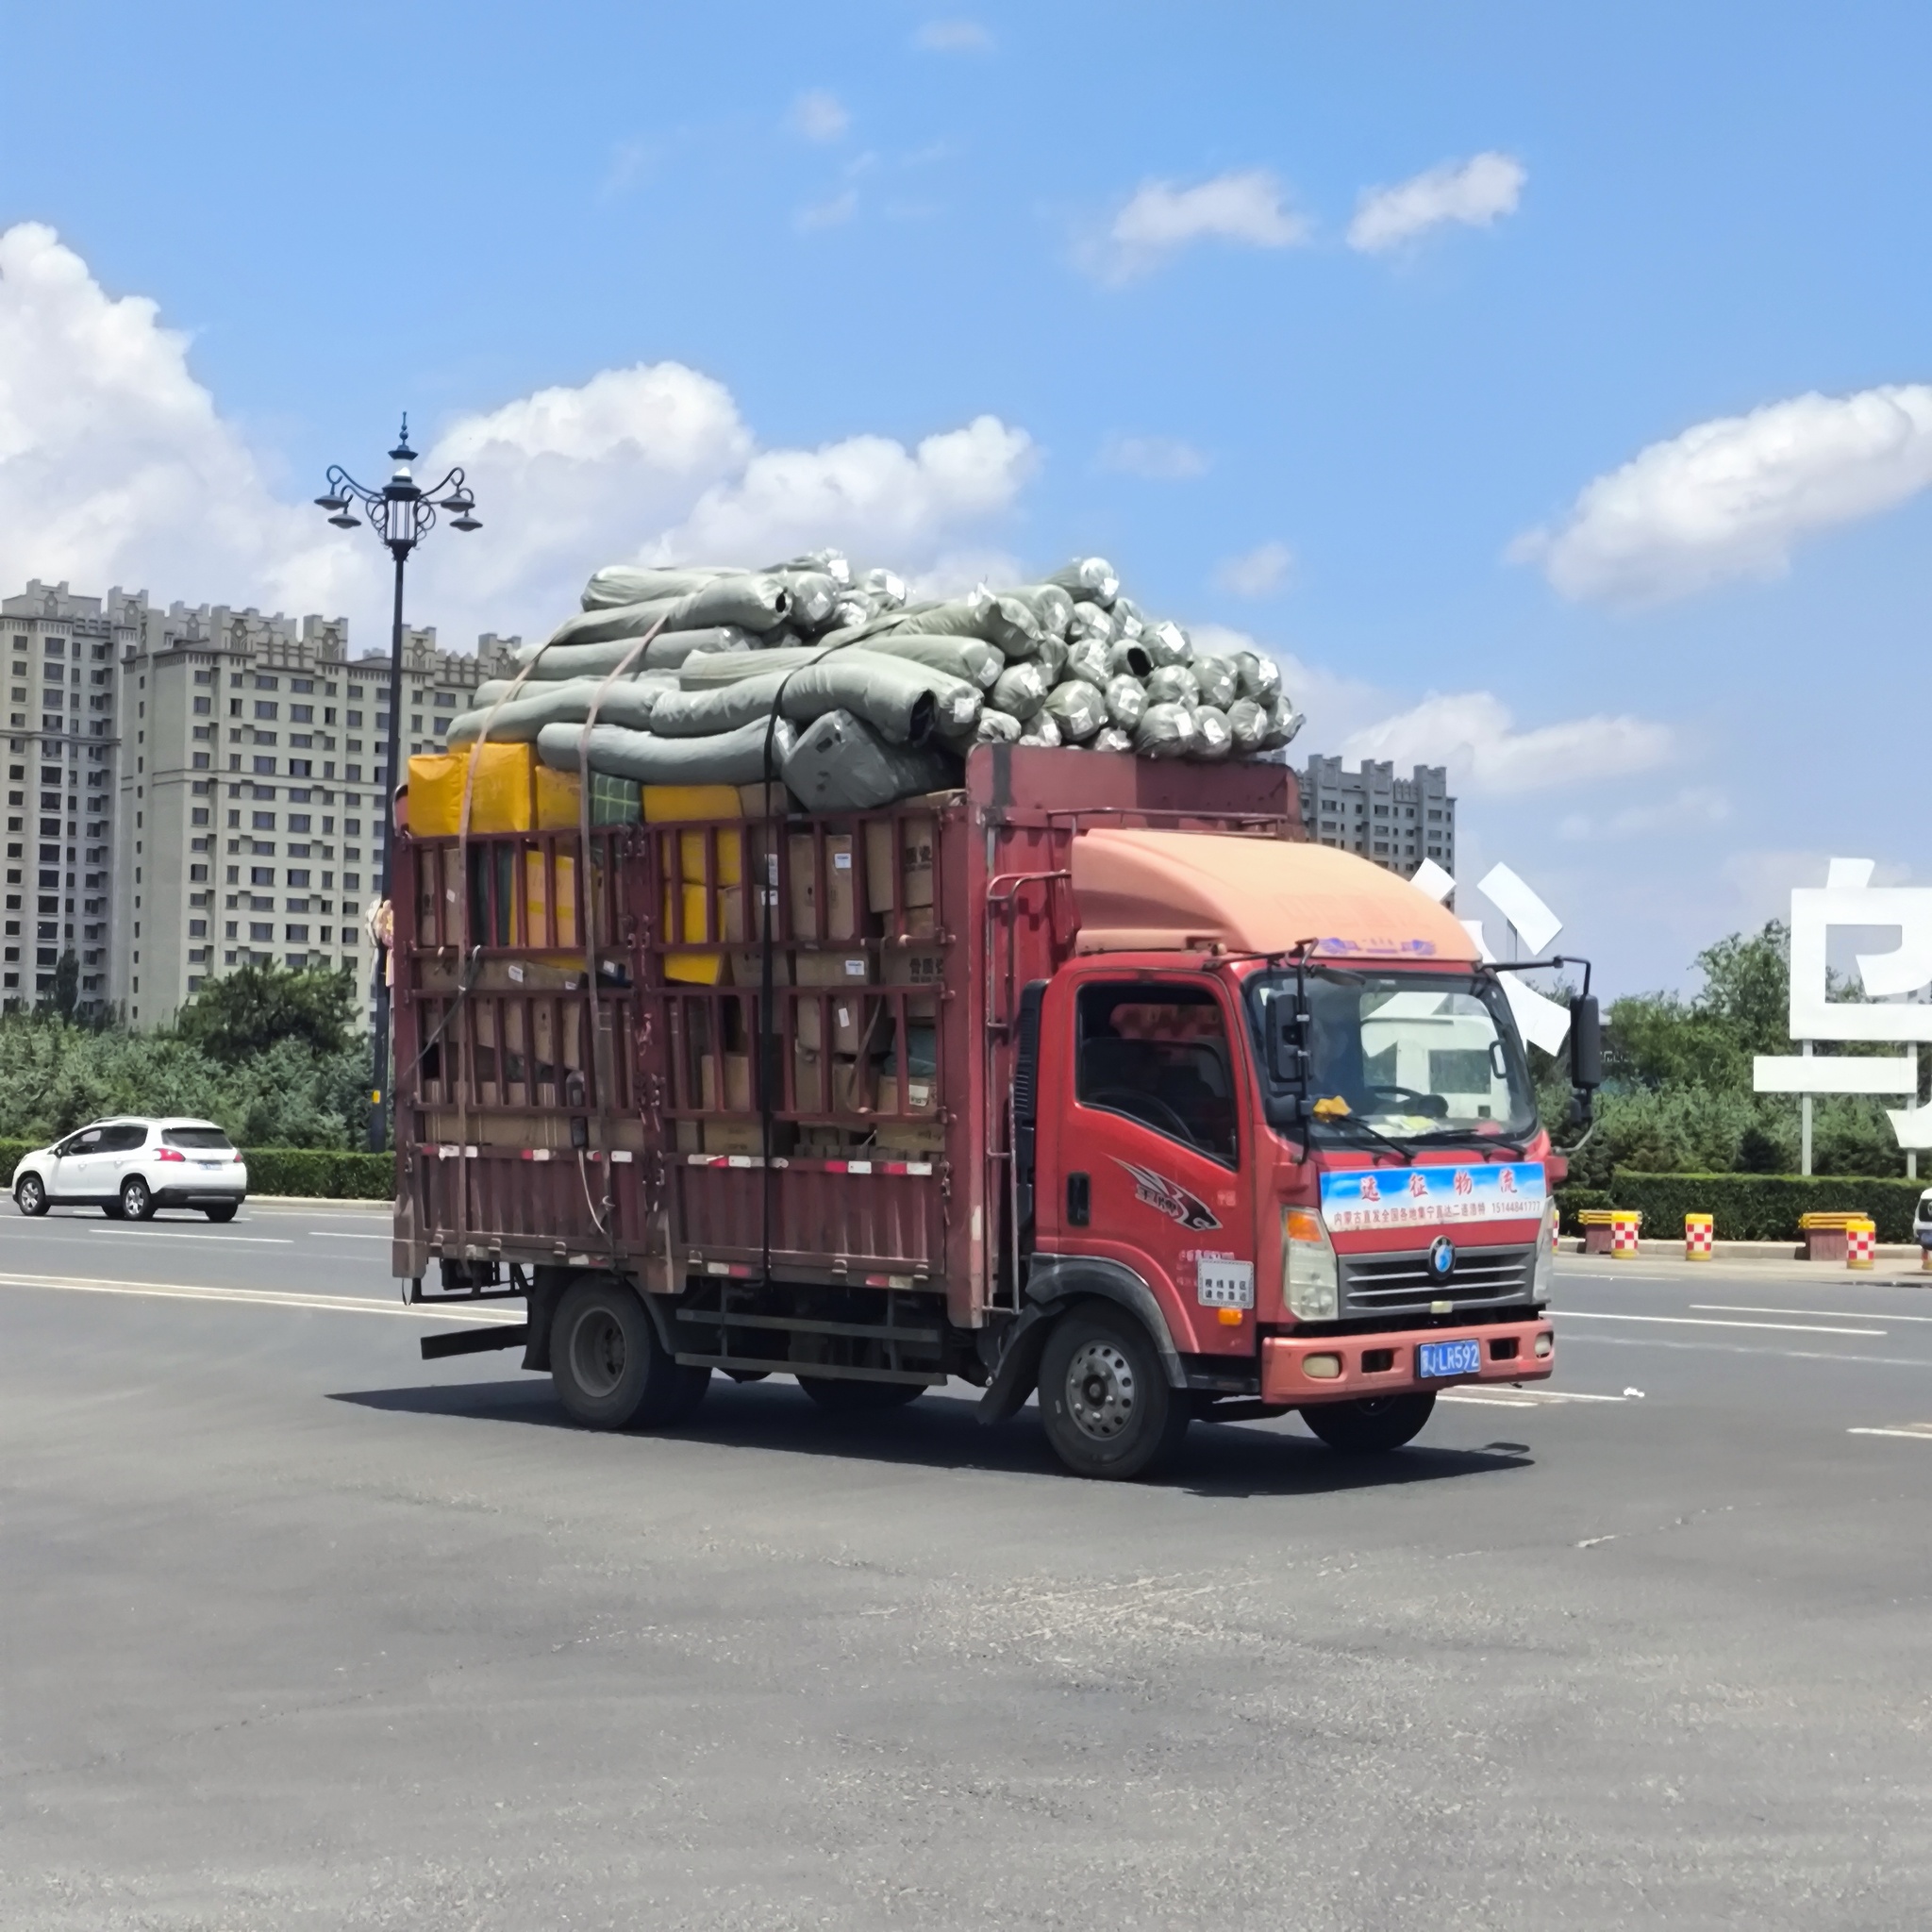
1,0 -> 1927,997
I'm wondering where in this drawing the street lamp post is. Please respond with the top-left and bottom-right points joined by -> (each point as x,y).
315,419 -> 480,1153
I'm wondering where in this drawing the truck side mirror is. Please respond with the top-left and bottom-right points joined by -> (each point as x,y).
1569,995 -> 1602,1093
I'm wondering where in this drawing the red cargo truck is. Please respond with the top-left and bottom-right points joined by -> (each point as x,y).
394,745 -> 1595,1478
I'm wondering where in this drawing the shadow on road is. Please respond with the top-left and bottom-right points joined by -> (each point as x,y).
328,1376 -> 1533,1496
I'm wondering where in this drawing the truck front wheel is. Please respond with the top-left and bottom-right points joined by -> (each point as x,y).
1301,1392 -> 1436,1453
1038,1303 -> 1191,1481
551,1277 -> 707,1431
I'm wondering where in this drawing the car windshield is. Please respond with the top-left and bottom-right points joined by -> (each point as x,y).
1247,967 -> 1539,1145
163,1127 -> 232,1150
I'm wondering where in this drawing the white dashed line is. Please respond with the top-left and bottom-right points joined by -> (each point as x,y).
0,1272 -> 520,1323
1560,1311 -> 1884,1338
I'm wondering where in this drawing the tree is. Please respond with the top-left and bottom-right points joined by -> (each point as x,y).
1606,921 -> 1790,1091
175,960 -> 360,1066
39,948 -> 79,1023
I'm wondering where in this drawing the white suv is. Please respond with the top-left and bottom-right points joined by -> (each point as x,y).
11,1118 -> 249,1223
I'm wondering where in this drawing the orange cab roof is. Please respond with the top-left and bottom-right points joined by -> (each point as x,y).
1070,827 -> 1478,963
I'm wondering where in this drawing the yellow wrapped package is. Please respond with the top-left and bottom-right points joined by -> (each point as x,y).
642,783 -> 741,823
525,848 -> 579,949
533,765 -> 581,831
408,743 -> 534,837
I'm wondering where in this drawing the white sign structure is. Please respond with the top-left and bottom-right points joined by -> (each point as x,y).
1752,857 -> 1932,1154
1408,858 -> 1572,1055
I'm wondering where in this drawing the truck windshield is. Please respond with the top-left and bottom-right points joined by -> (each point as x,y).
1246,968 -> 1539,1147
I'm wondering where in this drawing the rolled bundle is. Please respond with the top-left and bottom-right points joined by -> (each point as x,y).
1145,664 -> 1198,708
1134,702 -> 1197,758
1000,583 -> 1074,638
646,648 -> 974,747
782,709 -> 959,813
537,715 -> 796,787
1263,695 -> 1305,749
1047,556 -> 1120,607
1016,710 -> 1062,748
1113,597 -> 1145,639
676,646 -> 830,687
1106,638 -> 1154,679
580,564 -> 741,610
1034,633 -> 1068,684
548,574 -> 793,648
1066,601 -> 1113,647
1239,652 -> 1282,702
773,570 -> 841,631
1141,620 -> 1192,668
448,675 -> 676,745
970,709 -> 1022,745
765,547 -> 852,587
1191,707 -> 1234,761
990,660 -> 1050,723
858,566 -> 906,605
849,632 -> 1003,691
1191,654 -> 1238,709
1042,679 -> 1108,743
1104,674 -> 1148,730
1064,637 -> 1110,688
517,626 -> 757,679
1092,725 -> 1135,754
1226,696 -> 1269,755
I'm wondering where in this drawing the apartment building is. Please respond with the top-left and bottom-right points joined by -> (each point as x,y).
2,582 -> 140,1014
112,601 -> 518,1027
1299,756 -> 1456,877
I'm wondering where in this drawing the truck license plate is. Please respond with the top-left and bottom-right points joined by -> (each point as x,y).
1417,1339 -> 1482,1379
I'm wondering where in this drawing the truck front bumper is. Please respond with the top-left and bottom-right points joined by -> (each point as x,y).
1262,1317 -> 1553,1406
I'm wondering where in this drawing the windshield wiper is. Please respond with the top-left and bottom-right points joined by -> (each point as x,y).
1315,1112 -> 1416,1165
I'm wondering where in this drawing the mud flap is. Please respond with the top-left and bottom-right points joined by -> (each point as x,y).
976,1302 -> 1058,1424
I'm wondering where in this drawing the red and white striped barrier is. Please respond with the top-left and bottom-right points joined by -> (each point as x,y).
1846,1219 -> 1876,1271
1685,1213 -> 1713,1260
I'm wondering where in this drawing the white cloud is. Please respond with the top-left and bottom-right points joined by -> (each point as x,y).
1094,169 -> 1307,282
1340,691 -> 1673,796
1514,385 -> 1932,606
0,220 -> 1039,654
1558,785 -> 1730,841
795,190 -> 858,232
1347,152 -> 1525,254
1214,540 -> 1293,596
915,19 -> 993,52
789,91 -> 850,142
1097,434 -> 1208,480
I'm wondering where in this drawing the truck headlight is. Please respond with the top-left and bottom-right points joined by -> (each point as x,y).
1284,1208 -> 1339,1322
1532,1201 -> 1557,1303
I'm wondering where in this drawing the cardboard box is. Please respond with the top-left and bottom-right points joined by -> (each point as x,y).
874,1121 -> 946,1156
796,1048 -> 868,1114
699,1051 -> 753,1114
884,944 -> 945,993
788,831 -> 858,941
793,950 -> 872,987
677,824 -> 743,889
795,988 -> 863,1056
523,848 -> 578,948
877,1073 -> 937,1116
675,1118 -> 701,1153
738,782 -> 791,818
533,765 -> 582,831
729,947 -> 790,987
702,1120 -> 765,1156
864,811 -> 937,913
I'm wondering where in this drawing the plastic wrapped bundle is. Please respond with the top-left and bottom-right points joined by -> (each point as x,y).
989,660 -> 1050,722
1234,651 -> 1280,702
782,708 -> 959,812
970,708 -> 1022,744
859,566 -> 906,605
548,574 -> 793,648
1106,638 -> 1154,680
515,626 -> 756,681
774,571 -> 842,631
1016,709 -> 1062,748
1000,583 -> 1074,638
448,674 -> 676,746
1134,701 -> 1197,758
1141,620 -> 1192,668
1191,706 -> 1234,761
766,548 -> 852,587
845,633 -> 1002,691
1190,655 -> 1238,710
1092,725 -> 1135,754
1047,556 -> 1120,607
1262,694 -> 1305,749
580,565 -> 742,610
1065,637 -> 1110,688
1042,679 -> 1108,743
648,649 -> 978,747
1145,664 -> 1198,708
1112,597 -> 1145,640
1066,601 -> 1113,647
537,715 -> 797,787
1226,696 -> 1269,755
1104,674 -> 1148,730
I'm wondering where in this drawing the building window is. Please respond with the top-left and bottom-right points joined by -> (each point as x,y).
254,757 -> 275,774
285,924 -> 309,943
249,923 -> 273,941
250,867 -> 274,887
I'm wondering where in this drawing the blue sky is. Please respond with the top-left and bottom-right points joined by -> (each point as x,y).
3,0 -> 1928,994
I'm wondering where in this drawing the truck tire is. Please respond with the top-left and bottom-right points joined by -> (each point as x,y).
1038,1302 -> 1191,1481
1301,1392 -> 1435,1453
798,1376 -> 925,1414
551,1277 -> 705,1432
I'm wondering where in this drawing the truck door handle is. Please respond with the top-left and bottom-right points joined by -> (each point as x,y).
1067,1173 -> 1090,1226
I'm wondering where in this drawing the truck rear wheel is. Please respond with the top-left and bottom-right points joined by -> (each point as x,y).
1301,1392 -> 1436,1453
798,1376 -> 925,1414
551,1277 -> 707,1432
1038,1303 -> 1190,1481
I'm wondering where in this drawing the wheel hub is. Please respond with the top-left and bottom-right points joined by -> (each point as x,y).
570,1309 -> 627,1398
1065,1339 -> 1137,1441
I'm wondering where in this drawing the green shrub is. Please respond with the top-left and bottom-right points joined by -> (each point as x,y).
1554,1185 -> 1614,1233
1,1136 -> 391,1201
1607,1171 -> 1926,1243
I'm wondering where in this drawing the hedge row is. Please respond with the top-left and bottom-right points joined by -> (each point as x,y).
1,1139 -> 394,1202
1559,1172 -> 1928,1243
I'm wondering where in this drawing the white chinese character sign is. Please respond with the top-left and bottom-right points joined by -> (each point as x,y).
1409,858 -> 1572,1055
1752,858 -> 1932,1151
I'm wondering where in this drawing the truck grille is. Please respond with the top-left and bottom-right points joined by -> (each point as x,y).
1341,1243 -> 1535,1316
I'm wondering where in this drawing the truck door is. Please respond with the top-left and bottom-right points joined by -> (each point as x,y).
1038,973 -> 1255,1358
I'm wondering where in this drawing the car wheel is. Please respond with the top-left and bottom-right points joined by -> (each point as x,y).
119,1175 -> 156,1222
1038,1301 -> 1191,1481
13,1173 -> 48,1218
204,1203 -> 238,1223
549,1276 -> 706,1431
798,1376 -> 925,1414
1301,1392 -> 1436,1454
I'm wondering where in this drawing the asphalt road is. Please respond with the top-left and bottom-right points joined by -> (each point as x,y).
3,1203 -> 1930,1929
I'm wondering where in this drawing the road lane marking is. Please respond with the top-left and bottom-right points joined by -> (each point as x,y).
1694,1304 -> 1932,1324
1441,1389 -> 1635,1407
311,1232 -> 391,1241
1848,1424 -> 1932,1441
84,1229 -> 293,1245
0,1272 -> 521,1323
1560,1311 -> 1884,1337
